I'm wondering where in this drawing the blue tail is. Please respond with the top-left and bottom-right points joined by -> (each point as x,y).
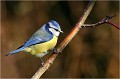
5,47 -> 25,56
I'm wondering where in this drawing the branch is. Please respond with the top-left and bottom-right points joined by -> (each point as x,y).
31,1 -> 95,79
81,15 -> 120,29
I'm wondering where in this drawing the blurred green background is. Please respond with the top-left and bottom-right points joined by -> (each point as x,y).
1,1 -> 119,78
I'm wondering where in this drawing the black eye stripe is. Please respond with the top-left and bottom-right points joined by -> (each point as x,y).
54,28 -> 59,31
50,27 -> 59,31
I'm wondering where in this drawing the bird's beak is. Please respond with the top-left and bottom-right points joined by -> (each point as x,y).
59,30 -> 63,33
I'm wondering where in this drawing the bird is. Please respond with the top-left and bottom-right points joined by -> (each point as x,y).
5,20 -> 63,58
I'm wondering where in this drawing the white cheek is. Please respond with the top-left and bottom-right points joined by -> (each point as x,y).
49,28 -> 60,37
55,31 -> 60,37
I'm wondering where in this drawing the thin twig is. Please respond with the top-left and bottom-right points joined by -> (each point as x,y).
107,21 -> 120,29
81,15 -> 120,29
31,1 -> 95,79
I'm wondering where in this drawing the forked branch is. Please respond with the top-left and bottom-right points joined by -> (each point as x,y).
32,1 -> 119,79
82,15 -> 120,29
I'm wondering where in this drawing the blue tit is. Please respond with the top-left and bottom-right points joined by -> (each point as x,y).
6,20 -> 63,58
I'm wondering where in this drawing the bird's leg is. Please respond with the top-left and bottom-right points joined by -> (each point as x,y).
40,58 -> 44,66
53,48 -> 58,54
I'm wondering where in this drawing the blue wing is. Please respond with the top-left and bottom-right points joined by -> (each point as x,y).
18,24 -> 53,48
23,37 -> 46,47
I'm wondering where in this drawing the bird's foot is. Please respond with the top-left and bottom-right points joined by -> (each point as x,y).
53,48 -> 62,54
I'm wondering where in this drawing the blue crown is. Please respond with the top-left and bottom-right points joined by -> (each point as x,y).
49,20 -> 61,29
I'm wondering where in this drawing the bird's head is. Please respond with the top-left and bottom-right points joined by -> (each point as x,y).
47,20 -> 63,37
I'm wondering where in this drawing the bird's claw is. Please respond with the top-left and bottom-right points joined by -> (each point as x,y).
41,62 -> 44,66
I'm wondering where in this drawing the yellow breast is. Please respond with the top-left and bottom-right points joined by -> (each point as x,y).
25,35 -> 58,56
